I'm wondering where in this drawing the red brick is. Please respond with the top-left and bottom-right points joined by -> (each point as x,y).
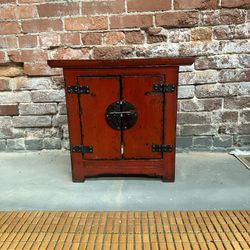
93,47 -> 134,59
81,33 -> 102,45
0,22 -> 20,35
82,0 -> 125,14
8,50 -> 47,63
0,105 -> 18,116
0,37 -> 18,49
18,35 -> 38,48
0,0 -> 15,3
146,27 -> 167,43
22,19 -> 62,33
125,31 -> 144,44
21,50 -> 48,62
146,28 -> 167,44
221,0 -> 250,8
0,6 -> 37,20
0,79 -> 11,91
8,50 -> 22,63
174,0 -> 218,9
110,15 -> 153,29
104,32 -> 125,45
147,27 -> 162,35
128,0 -> 171,12
61,33 -> 81,46
65,16 -> 108,31
17,6 -> 38,19
40,33 -> 60,48
156,11 -> 198,28
37,3 -> 80,17
147,33 -> 167,44
18,0 -> 44,2
50,48 -> 89,60
0,7 -> 15,20
201,10 -> 245,26
13,5 -> 38,19
24,63 -> 62,76
0,51 -> 6,64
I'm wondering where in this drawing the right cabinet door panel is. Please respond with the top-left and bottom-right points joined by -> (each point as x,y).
122,75 -> 164,159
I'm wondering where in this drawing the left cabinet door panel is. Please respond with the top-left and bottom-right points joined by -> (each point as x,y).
79,76 -> 121,160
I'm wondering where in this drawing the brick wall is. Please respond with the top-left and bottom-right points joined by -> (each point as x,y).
0,0 -> 249,151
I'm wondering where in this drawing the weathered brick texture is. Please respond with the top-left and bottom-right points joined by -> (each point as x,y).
0,0 -> 249,151
127,0 -> 171,12
37,3 -> 80,17
221,0 -> 250,8
110,15 -> 153,29
82,0 -> 125,15
65,17 -> 108,31
0,22 -> 21,35
22,19 -> 63,33
0,105 -> 18,116
175,0 -> 218,10
156,11 -> 199,28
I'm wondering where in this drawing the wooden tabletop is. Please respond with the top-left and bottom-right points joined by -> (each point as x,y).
48,57 -> 195,68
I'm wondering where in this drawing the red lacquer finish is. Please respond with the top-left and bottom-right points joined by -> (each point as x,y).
79,76 -> 121,160
122,75 -> 163,159
48,58 -> 194,182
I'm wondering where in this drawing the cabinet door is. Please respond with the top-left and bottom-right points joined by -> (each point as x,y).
79,76 -> 121,159
122,75 -> 164,159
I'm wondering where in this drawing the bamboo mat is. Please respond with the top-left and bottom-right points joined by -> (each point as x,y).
0,210 -> 249,249
237,156 -> 250,170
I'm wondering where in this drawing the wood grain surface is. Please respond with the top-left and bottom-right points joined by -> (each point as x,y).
0,210 -> 249,249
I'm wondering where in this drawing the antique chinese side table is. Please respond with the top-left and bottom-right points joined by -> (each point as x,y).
48,58 -> 194,182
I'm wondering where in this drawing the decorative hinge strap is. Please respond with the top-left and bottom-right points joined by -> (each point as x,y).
71,145 -> 93,153
152,144 -> 173,153
153,84 -> 176,93
67,85 -> 90,94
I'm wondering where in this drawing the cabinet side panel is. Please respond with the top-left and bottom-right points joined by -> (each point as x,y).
122,75 -> 163,159
79,76 -> 121,159
163,67 -> 179,181
63,70 -> 84,181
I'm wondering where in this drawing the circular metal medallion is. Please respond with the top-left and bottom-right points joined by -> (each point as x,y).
105,100 -> 138,131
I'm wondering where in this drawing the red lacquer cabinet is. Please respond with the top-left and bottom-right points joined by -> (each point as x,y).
48,58 -> 194,182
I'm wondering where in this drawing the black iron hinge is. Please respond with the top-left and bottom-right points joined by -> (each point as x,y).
67,85 -> 90,94
152,144 -> 173,153
153,84 -> 176,93
71,145 -> 93,153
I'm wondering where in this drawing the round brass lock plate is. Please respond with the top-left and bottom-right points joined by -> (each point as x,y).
105,101 -> 138,131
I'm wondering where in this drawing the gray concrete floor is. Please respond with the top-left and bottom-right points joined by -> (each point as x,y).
0,151 -> 249,211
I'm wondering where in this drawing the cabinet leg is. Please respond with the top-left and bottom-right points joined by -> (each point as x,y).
72,176 -> 85,182
162,175 -> 175,183
162,176 -> 168,182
